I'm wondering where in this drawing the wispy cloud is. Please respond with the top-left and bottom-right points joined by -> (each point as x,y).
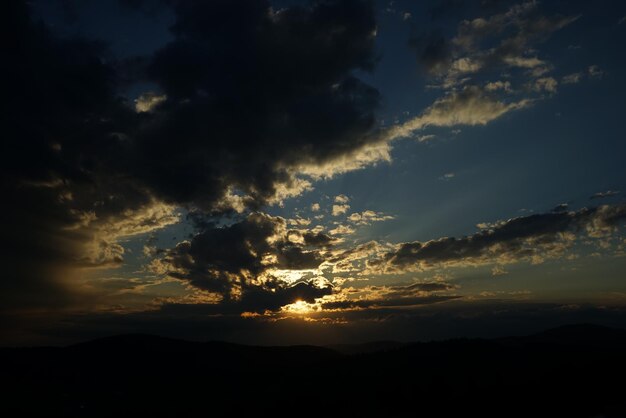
412,1 -> 579,88
347,210 -> 395,225
562,72 -> 583,84
386,86 -> 532,140
590,190 -> 620,200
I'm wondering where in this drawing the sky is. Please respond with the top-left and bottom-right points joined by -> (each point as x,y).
3,0 -> 626,346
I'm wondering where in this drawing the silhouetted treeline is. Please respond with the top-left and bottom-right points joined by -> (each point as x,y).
2,324 -> 626,417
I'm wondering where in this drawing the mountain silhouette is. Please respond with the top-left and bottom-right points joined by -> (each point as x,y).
2,324 -> 626,417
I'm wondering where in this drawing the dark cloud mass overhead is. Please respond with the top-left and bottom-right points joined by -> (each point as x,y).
4,0 -> 147,310
138,0 -> 380,206
2,0 -> 379,312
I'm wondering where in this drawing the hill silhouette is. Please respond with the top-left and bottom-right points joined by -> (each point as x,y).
2,324 -> 626,417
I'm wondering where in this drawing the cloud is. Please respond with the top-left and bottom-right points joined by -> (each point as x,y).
87,200 -> 179,239
590,190 -> 620,200
416,134 -> 437,142
137,0 -> 381,206
287,217 -> 312,227
588,65 -> 604,79
347,210 -> 395,225
532,77 -> 558,93
485,80 -> 512,92
411,1 -> 579,88
4,0 -> 619,340
155,213 -> 336,312
2,1 -> 160,310
334,194 -> 350,204
387,86 -> 532,140
3,0 -> 381,311
134,92 -> 167,112
158,279 -> 333,316
311,203 -> 321,212
371,204 -> 626,273
325,240 -> 392,274
295,140 -> 392,179
294,230 -> 337,247
406,282 -> 457,292
329,224 -> 356,236
562,72 -> 583,84
491,265 -> 508,276
332,204 -> 351,216
320,294 -> 460,310
319,280 -> 460,310
402,0 -> 584,153
439,172 -> 455,181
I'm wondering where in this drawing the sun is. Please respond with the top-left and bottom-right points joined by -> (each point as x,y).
282,299 -> 315,315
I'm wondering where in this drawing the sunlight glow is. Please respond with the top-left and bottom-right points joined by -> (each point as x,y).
269,269 -> 319,284
281,299 -> 316,315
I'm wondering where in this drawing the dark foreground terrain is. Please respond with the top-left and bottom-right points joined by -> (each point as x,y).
2,324 -> 626,417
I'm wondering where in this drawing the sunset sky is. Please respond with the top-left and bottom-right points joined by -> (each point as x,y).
4,0 -> 626,345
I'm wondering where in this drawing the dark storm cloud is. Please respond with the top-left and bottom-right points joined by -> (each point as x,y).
164,213 -> 280,293
302,231 -> 337,247
134,0 -> 380,206
375,205 -> 626,271
3,0 -> 151,309
277,246 -> 325,269
3,0 -> 380,311
287,230 -> 337,247
160,213 -> 333,310
140,0 -> 382,320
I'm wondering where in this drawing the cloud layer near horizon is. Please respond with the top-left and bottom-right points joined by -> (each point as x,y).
371,205 -> 626,273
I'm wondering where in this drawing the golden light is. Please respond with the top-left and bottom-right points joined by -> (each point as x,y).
281,299 -> 315,315
268,268 -> 320,284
